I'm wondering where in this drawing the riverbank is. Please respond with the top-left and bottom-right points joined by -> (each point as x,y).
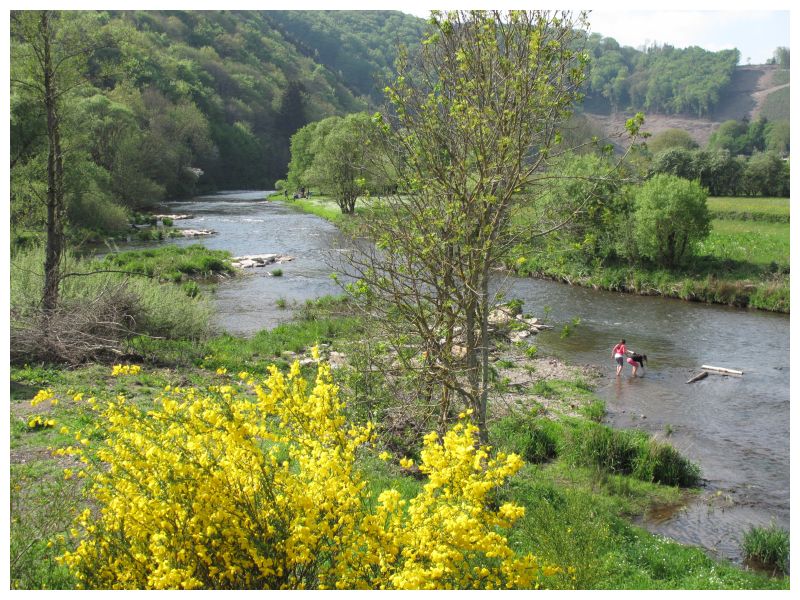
9,293 -> 789,589
274,193 -> 789,313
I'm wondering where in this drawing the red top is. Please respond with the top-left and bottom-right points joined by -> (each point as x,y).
613,343 -> 626,357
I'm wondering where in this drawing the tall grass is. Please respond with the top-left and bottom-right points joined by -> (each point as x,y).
742,523 -> 790,575
10,246 -> 213,362
491,411 -> 700,488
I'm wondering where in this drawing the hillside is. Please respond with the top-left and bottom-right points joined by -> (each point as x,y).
11,8 -> 788,238
11,9 -> 427,201
586,64 -> 790,147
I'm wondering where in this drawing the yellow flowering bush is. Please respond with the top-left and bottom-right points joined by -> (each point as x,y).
339,422 -> 556,590
59,357 -> 554,590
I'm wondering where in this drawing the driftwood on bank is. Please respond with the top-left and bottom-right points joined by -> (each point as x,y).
701,365 -> 744,376
686,365 -> 744,384
686,371 -> 709,384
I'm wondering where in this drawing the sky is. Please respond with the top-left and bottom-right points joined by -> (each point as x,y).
395,1 -> 791,66
588,10 -> 789,64
13,2 -> 791,66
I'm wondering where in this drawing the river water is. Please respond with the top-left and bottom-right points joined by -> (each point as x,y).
151,190 -> 788,567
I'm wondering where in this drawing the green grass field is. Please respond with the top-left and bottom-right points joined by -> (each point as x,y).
760,87 -> 790,123
706,197 -> 790,222
699,219 -> 790,267
771,69 -> 789,86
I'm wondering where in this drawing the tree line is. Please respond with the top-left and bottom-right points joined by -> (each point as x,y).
584,36 -> 741,117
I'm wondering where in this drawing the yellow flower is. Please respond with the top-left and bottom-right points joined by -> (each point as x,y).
399,457 -> 414,469
31,388 -> 54,406
216,367 -> 227,375
111,364 -> 141,377
379,451 -> 391,461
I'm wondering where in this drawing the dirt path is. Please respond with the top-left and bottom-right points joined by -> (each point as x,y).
750,82 -> 789,120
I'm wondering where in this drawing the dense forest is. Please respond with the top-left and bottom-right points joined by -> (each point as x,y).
583,35 -> 741,116
10,10 -> 425,235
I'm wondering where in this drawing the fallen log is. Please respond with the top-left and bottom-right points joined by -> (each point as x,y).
701,365 -> 743,376
686,371 -> 709,384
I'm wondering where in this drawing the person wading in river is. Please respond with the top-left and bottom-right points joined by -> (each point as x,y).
612,339 -> 627,377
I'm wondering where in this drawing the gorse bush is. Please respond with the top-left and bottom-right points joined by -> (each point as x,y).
57,357 -> 559,589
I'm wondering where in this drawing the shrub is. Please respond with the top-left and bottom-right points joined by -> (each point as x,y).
58,360 -> 560,590
633,174 -> 710,268
68,193 -> 130,235
742,523 -> 790,575
491,412 -> 562,464
647,129 -> 698,154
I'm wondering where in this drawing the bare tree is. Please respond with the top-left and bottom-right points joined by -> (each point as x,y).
343,10 -> 642,442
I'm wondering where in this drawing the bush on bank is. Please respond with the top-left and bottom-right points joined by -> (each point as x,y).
491,411 -> 700,488
57,358 -> 560,590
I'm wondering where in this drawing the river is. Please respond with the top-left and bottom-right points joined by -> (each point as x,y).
150,190 -> 789,567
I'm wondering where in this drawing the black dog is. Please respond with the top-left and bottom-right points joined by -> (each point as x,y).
629,353 -> 647,368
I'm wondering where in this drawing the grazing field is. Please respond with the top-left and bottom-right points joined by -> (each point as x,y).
706,197 -> 789,222
698,219 -> 790,267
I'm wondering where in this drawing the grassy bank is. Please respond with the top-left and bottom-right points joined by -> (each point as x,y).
275,193 -> 790,312
9,298 -> 788,589
98,244 -> 235,283
10,246 -> 221,366
509,194 -> 789,312
269,193 -> 370,225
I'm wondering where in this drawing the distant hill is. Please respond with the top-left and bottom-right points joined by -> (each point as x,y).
585,64 -> 790,148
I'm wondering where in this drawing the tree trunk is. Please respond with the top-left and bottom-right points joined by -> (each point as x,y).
41,10 -> 65,313
477,270 -> 490,444
465,298 -> 480,420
